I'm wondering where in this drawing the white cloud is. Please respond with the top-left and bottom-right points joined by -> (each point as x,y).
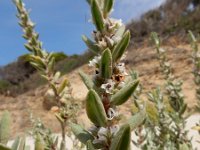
113,0 -> 166,23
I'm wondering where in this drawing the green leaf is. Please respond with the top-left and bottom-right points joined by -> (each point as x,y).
70,123 -> 94,144
127,109 -> 146,130
86,89 -> 107,126
34,134 -> 45,150
47,57 -> 55,73
151,32 -> 160,47
11,137 -> 20,150
87,140 -> 96,150
100,48 -> 112,79
179,104 -> 187,116
28,56 -> 46,69
179,143 -> 190,150
82,35 -> 100,54
58,79 -> 68,94
18,137 -> 26,150
111,80 -> 139,106
79,71 -> 94,90
24,44 -> 33,52
29,62 -> 45,72
103,0 -> 113,16
188,30 -> 197,43
91,0 -> 104,32
0,111 -> 11,144
25,146 -> 30,150
110,124 -> 131,150
112,31 -> 130,62
0,144 -> 11,150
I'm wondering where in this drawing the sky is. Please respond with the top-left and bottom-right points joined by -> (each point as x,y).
0,0 -> 165,66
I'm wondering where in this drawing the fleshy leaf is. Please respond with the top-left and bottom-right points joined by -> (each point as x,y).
127,109 -> 146,130
151,32 -> 160,47
79,71 -> 94,90
18,137 -> 26,150
82,35 -> 100,54
112,31 -> 130,62
91,0 -> 104,32
86,140 -> 96,150
35,134 -> 45,150
110,124 -> 131,150
70,123 -> 94,144
103,0 -> 113,16
86,89 -> 107,126
111,80 -> 139,106
100,48 -> 112,79
11,137 -> 20,150
0,111 -> 11,144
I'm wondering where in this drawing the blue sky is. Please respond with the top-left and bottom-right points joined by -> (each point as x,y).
0,0 -> 165,66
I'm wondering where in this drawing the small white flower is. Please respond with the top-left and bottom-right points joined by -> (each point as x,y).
93,127 -> 108,145
88,56 -> 101,67
98,127 -> 108,137
110,18 -> 123,27
116,63 -> 128,75
101,79 -> 115,94
107,108 -> 118,120
98,39 -> 107,48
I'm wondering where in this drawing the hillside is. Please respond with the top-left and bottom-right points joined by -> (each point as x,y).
0,0 -> 200,138
0,41 -> 199,137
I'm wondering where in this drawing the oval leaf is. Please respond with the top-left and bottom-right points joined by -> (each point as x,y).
79,71 -> 94,90
103,0 -> 114,16
35,134 -> 45,150
70,123 -> 94,144
82,35 -> 100,54
127,109 -> 146,130
86,89 -> 107,126
86,140 -> 96,150
11,137 -> 20,150
100,48 -> 112,79
110,124 -> 131,150
112,31 -> 130,62
0,111 -> 11,144
91,0 -> 104,32
111,80 -> 139,106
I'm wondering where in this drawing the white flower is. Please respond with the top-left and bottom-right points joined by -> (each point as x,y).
116,63 -> 128,75
98,39 -> 107,48
98,127 -> 108,137
107,108 -> 118,120
93,127 -> 108,145
110,18 -> 123,27
101,79 -> 115,94
88,56 -> 101,67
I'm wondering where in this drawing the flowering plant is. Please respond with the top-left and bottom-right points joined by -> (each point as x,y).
71,0 -> 145,149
